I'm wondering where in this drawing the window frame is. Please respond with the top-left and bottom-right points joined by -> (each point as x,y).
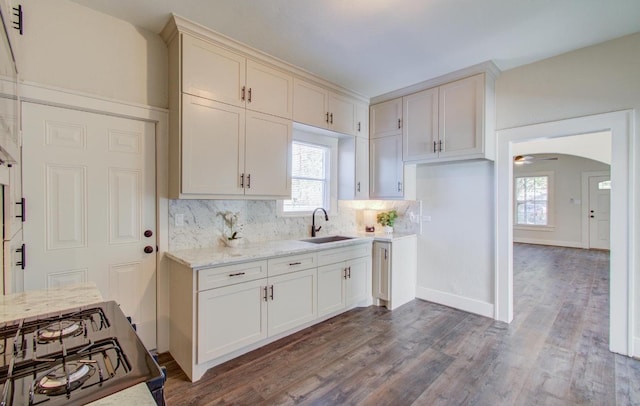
513,171 -> 555,231
278,129 -> 338,217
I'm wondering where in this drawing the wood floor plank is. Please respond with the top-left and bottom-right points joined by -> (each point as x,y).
160,244 -> 640,406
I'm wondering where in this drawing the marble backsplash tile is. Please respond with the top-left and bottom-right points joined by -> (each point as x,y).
169,199 -> 421,251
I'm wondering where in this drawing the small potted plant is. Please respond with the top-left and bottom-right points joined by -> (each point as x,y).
219,211 -> 243,247
377,210 -> 398,234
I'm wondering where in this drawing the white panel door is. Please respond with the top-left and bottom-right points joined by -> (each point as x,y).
589,176 -> 611,250
22,102 -> 157,349
244,111 -> 292,197
354,136 -> 369,200
267,268 -> 317,336
317,263 -> 346,317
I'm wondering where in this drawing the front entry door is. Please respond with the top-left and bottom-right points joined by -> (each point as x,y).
588,175 -> 610,250
22,102 -> 157,349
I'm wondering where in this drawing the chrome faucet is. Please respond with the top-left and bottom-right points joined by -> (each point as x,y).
311,208 -> 329,237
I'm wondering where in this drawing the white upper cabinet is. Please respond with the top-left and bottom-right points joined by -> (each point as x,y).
438,74 -> 484,159
355,102 -> 369,138
246,60 -> 293,119
402,74 -> 492,163
370,134 -> 404,199
182,33 -> 293,119
182,34 -> 246,108
293,78 -> 359,136
402,87 -> 438,161
370,98 -> 402,139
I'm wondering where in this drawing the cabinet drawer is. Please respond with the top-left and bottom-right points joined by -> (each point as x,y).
198,260 -> 267,291
268,252 -> 317,277
318,243 -> 371,266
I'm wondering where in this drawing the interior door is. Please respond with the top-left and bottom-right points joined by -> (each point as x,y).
589,175 -> 611,250
22,102 -> 157,349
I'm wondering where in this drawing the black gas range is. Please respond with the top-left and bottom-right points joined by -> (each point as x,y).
0,301 -> 165,405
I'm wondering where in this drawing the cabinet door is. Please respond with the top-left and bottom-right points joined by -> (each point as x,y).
181,95 -> 244,196
5,160 -> 22,240
268,268 -> 317,336
403,88 -> 438,162
246,60 -> 293,119
244,111 -> 292,197
370,134 -> 403,199
355,102 -> 369,138
197,279 -> 267,364
346,256 -> 370,306
355,136 -> 369,200
3,233 -> 24,294
317,263 -> 346,317
372,242 -> 390,301
328,93 -> 356,136
370,98 -> 402,139
292,78 -> 329,129
438,74 -> 484,158
182,34 -> 245,108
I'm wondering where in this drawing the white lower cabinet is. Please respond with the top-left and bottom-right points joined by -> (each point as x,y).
268,268 -> 317,336
169,242 -> 372,382
372,236 -> 417,310
197,278 -> 267,363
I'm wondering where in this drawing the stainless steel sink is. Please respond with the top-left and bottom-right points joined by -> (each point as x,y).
300,235 -> 355,244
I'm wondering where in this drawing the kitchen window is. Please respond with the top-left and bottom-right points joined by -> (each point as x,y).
280,129 -> 338,215
514,172 -> 554,228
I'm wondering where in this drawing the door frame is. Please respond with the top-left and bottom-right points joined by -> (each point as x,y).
495,110 -> 636,356
19,81 -> 170,352
581,171 -> 611,249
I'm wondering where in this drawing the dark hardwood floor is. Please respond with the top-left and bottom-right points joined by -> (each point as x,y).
159,244 -> 640,405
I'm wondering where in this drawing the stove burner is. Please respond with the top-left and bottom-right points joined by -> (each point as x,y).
34,361 -> 96,397
37,320 -> 83,342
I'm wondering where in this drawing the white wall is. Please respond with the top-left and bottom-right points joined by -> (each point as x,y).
496,32 -> 640,342
16,0 -> 168,108
415,160 -> 495,317
513,154 -> 610,248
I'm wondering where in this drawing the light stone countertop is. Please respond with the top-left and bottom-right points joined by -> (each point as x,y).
357,231 -> 417,242
87,383 -> 156,406
166,235 -> 375,270
0,282 -> 104,324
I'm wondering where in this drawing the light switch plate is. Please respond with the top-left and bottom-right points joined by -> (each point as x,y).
175,213 -> 184,227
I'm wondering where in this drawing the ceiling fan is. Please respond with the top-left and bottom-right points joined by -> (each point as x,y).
513,155 -> 558,165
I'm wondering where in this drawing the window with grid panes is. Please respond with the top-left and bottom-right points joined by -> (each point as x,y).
283,141 -> 330,213
515,175 -> 549,225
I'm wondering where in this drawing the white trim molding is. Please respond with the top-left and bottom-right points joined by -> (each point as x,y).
496,110 -> 636,357
513,238 -> 582,249
416,287 -> 494,319
19,80 -> 171,353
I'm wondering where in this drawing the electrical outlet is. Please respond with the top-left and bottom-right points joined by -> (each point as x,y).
175,213 -> 184,227
422,215 -> 432,222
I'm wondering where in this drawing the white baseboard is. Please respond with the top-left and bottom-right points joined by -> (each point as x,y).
416,286 -> 494,319
513,237 -> 584,249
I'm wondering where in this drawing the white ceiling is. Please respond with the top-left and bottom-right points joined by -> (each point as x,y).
70,0 -> 640,98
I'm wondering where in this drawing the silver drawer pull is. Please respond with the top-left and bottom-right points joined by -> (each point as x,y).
289,262 -> 302,266
229,272 -> 246,277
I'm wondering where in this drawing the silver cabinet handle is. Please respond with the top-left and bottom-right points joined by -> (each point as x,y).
347,266 -> 351,279
397,118 -> 401,129
398,182 -> 402,192
438,140 -> 443,152
330,113 -> 333,124
357,182 -> 361,192
247,174 -> 251,188
241,86 -> 246,101
248,87 -> 252,103
433,141 -> 437,153
289,262 -> 302,266
357,122 -> 361,132
326,112 -> 330,123
240,173 -> 245,188
263,286 -> 268,302
229,272 -> 245,277
343,268 -> 348,280
270,285 -> 274,300
384,248 -> 387,260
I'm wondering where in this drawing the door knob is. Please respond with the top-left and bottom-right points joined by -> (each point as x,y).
144,230 -> 153,238
144,246 -> 154,254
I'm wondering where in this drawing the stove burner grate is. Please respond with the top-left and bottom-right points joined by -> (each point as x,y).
37,320 -> 84,342
33,361 -> 96,397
